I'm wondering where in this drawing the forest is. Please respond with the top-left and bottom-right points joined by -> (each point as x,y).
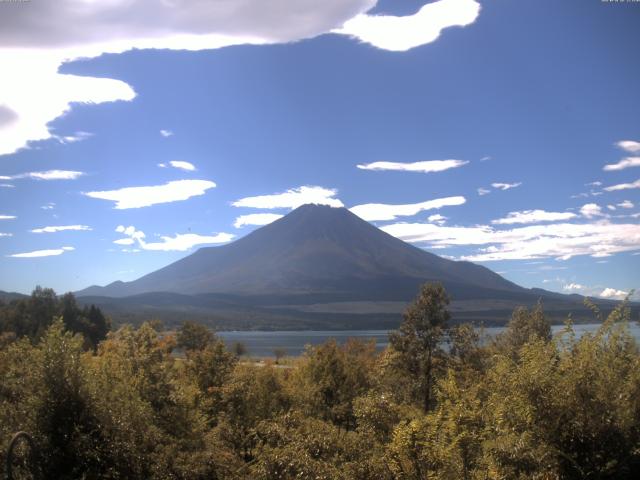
1,283 -> 639,479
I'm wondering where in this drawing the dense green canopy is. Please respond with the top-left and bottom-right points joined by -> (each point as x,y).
1,284 -> 639,479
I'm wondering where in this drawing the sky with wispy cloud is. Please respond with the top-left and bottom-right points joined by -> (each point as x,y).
0,0 -> 638,300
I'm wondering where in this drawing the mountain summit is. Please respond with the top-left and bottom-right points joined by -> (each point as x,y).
79,204 -> 521,298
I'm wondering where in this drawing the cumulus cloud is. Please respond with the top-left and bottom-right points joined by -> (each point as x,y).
158,160 -> 196,171
477,187 -> 490,196
7,246 -> 74,258
599,288 -> 629,300
616,140 -> 640,153
234,213 -> 284,228
0,215 -> 16,220
604,179 -> 640,192
233,186 -> 343,209
350,196 -> 466,221
30,225 -> 91,234
1,170 -> 84,180
334,0 -> 481,51
114,225 -> 234,252
603,157 -> 640,171
579,203 -> 605,219
563,283 -> 585,291
492,210 -> 577,225
0,50 -> 136,156
618,200 -> 634,209
586,181 -> 602,187
160,129 -> 173,138
85,179 -> 216,209
491,182 -> 522,191
380,221 -> 640,261
356,159 -> 468,173
0,0 -> 481,155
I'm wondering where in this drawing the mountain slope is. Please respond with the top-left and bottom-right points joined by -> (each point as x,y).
78,204 -> 522,298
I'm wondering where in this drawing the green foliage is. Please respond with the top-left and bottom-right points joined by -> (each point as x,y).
176,320 -> 214,351
0,286 -> 110,348
1,284 -> 639,479
493,301 -> 552,358
292,338 -> 376,429
388,282 -> 450,411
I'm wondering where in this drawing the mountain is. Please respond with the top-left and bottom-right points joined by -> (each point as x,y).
77,204 -> 626,328
79,204 -> 521,297
0,290 -> 28,303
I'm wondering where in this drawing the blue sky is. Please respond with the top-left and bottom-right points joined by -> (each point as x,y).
0,0 -> 638,299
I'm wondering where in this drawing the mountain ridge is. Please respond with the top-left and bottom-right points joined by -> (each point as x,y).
78,204 -> 521,297
75,204 -> 631,328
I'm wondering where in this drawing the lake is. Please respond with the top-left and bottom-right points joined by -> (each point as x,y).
218,322 -> 640,358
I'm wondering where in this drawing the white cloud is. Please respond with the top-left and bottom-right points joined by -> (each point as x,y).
563,283 -> 585,291
586,181 -> 602,187
607,205 -> 616,211
604,179 -> 640,192
234,213 -> 284,228
113,238 -> 135,246
114,225 -> 234,252
0,215 -> 16,220
492,209 -> 577,225
159,160 -> 196,171
0,50 -> 136,156
160,129 -> 173,138
618,200 -> 634,209
477,187 -> 490,196
599,288 -> 629,300
30,225 -> 91,234
350,196 -> 466,221
357,159 -> 468,173
603,157 -> 640,171
334,0 -> 481,51
1,0 -> 478,156
616,140 -> 640,153
580,203 -> 605,219
428,214 -> 447,224
480,156 -> 491,162
0,184 -> 14,188
0,233 -> 12,237
233,186 -> 343,209
41,202 -> 56,210
381,220 -> 640,262
1,170 -> 84,180
54,131 -> 93,145
492,182 -> 522,191
85,179 -> 216,209
7,246 -> 74,258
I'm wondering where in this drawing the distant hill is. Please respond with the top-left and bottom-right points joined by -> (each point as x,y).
77,204 -> 632,329
0,290 -> 28,302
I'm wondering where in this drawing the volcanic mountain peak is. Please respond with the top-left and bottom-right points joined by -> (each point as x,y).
77,203 -> 521,298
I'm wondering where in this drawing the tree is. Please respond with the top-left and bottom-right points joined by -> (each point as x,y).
0,288 -> 109,348
273,347 -> 287,364
493,301 -> 551,358
388,282 -> 450,412
177,320 -> 214,351
232,341 -> 247,357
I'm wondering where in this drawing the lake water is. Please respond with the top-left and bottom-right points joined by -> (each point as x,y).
218,322 -> 640,358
